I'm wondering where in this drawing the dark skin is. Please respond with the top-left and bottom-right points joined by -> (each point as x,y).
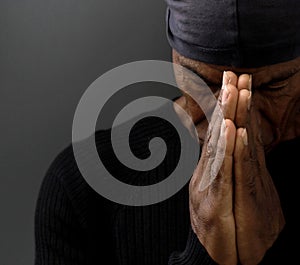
172,50 -> 300,265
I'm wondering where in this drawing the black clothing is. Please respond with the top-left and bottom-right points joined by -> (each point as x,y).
34,108 -> 299,264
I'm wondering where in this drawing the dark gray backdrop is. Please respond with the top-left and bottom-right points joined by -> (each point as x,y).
0,1 -> 171,264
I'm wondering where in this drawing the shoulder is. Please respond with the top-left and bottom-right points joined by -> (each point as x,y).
38,129 -> 115,226
44,129 -> 112,192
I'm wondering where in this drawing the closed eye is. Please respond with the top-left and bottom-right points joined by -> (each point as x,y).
264,79 -> 289,91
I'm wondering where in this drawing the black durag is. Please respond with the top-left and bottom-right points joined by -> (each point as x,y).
166,0 -> 300,67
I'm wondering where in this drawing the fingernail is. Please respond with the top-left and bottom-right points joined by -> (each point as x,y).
222,71 -> 228,89
242,128 -> 248,146
221,71 -> 230,104
248,74 -> 252,91
247,91 -> 252,110
222,84 -> 229,104
220,119 -> 226,137
247,75 -> 252,110
222,71 -> 231,89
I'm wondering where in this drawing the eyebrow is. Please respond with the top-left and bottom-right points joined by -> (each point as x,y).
251,62 -> 300,89
182,64 -> 223,86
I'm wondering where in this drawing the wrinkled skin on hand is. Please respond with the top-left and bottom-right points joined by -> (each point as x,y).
189,71 -> 239,265
173,50 -> 300,265
233,74 -> 285,265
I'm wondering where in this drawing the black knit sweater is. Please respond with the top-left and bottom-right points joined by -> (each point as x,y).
34,105 -> 299,265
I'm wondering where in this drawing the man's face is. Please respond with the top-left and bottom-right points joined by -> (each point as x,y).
172,50 -> 300,152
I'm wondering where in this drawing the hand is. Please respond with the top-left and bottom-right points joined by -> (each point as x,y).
189,72 -> 285,265
233,74 -> 285,265
189,71 -> 239,265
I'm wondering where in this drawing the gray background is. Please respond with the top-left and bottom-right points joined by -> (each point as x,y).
0,1 -> 171,264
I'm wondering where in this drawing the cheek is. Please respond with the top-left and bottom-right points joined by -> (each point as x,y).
281,77 -> 300,140
281,99 -> 300,141
295,106 -> 300,136
252,70 -> 300,149
259,114 -> 276,147
195,119 -> 209,144
252,92 -> 290,149
182,89 -> 220,124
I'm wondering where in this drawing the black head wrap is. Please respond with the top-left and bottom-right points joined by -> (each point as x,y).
166,0 -> 300,67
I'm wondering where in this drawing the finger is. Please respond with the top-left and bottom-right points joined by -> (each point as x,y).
205,104 -> 224,156
235,74 -> 252,127
224,119 -> 236,157
204,71 -> 238,152
237,74 -> 252,92
194,71 -> 238,190
196,71 -> 238,189
203,71 -> 238,148
223,70 -> 238,88
234,126 -> 285,265
235,89 -> 251,128
198,119 -> 236,191
218,119 -> 236,185
206,71 -> 235,131
233,128 -> 253,189
234,111 -> 268,192
221,71 -> 239,121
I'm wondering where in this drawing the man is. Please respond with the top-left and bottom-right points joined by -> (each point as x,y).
173,50 -> 300,265
167,0 -> 299,263
35,0 -> 299,264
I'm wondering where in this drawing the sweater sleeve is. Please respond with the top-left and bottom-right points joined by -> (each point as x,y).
34,153 -> 88,265
168,228 -> 217,265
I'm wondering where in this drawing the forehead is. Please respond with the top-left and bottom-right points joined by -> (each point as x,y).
172,49 -> 300,88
